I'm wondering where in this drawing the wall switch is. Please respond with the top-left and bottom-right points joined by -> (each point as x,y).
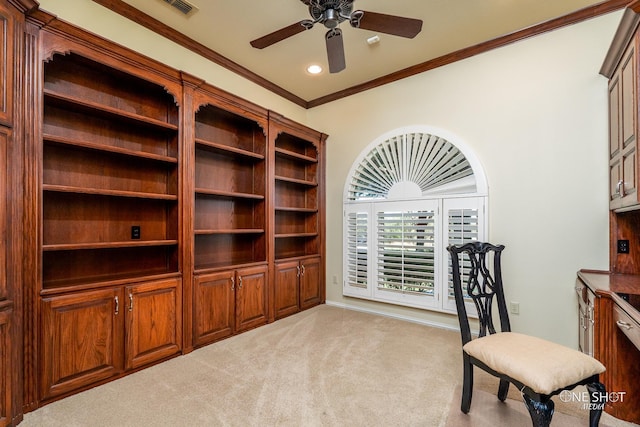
617,239 -> 630,254
332,275 -> 338,285
131,225 -> 141,240
510,301 -> 520,315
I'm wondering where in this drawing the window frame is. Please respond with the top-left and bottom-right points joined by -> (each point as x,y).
342,126 -> 488,315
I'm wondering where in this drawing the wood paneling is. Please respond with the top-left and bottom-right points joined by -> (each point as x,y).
0,5 -> 13,125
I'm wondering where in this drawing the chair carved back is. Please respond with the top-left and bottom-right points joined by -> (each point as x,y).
447,242 -> 511,345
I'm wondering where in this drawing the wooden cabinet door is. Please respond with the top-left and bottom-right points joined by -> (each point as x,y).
193,271 -> 234,346
40,288 -> 123,400
610,41 -> 638,209
300,257 -> 321,310
274,260 -> 300,319
236,265 -> 268,332
0,308 -> 10,426
125,278 -> 182,370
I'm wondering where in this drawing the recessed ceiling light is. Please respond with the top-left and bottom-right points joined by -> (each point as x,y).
306,64 -> 323,75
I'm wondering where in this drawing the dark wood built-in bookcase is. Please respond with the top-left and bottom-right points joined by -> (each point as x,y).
193,104 -> 266,271
42,53 -> 180,289
187,85 -> 271,349
38,47 -> 183,402
7,6 -> 326,418
269,113 -> 327,320
274,133 -> 320,260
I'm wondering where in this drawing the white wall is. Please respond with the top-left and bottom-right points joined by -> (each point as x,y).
39,0 -> 620,347
307,12 -> 620,346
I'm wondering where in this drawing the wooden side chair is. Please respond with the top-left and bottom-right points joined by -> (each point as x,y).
447,242 -> 607,427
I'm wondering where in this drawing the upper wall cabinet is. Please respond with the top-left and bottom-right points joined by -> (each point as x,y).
603,8 -> 640,211
608,39 -> 638,210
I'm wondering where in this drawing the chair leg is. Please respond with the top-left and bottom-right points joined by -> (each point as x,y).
461,354 -> 474,413
522,394 -> 554,427
497,379 -> 509,401
586,382 -> 606,427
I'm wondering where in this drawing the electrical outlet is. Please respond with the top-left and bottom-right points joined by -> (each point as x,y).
131,225 -> 141,240
510,301 -> 520,315
618,239 -> 630,254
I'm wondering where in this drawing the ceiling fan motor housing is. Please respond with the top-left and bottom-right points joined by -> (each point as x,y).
308,0 -> 354,28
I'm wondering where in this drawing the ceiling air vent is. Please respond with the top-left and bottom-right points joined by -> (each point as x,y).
161,0 -> 198,16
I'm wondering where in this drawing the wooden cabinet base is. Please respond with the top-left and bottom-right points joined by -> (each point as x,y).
40,278 -> 181,401
40,289 -> 123,400
274,257 -> 322,319
193,265 -> 268,348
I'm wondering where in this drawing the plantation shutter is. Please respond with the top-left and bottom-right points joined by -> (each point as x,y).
344,206 -> 371,297
374,200 -> 439,308
444,198 -> 485,314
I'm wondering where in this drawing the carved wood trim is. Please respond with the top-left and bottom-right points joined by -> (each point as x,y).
267,111 -> 324,146
191,81 -> 269,131
31,9 -> 185,105
601,8 -> 640,78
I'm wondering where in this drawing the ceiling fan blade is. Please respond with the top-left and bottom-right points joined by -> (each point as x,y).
250,21 -> 309,49
325,28 -> 346,73
352,10 -> 423,39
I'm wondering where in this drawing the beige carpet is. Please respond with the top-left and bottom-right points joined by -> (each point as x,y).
20,305 -> 638,427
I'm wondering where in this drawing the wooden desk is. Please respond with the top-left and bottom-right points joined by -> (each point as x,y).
577,270 -> 640,424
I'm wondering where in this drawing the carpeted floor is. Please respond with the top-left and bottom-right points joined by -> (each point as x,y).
445,386 -> 615,427
20,305 -> 638,426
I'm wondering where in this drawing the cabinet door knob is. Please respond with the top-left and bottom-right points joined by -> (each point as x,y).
231,276 -> 235,291
115,296 -> 119,315
617,320 -> 633,330
129,292 -> 133,312
616,180 -> 625,197
301,264 -> 306,276
238,276 -> 243,289
296,265 -> 301,277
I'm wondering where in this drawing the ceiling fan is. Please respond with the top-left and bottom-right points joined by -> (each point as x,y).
250,0 -> 423,74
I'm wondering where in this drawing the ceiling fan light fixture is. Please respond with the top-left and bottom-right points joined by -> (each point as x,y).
249,0 -> 423,73
323,9 -> 340,28
306,64 -> 323,75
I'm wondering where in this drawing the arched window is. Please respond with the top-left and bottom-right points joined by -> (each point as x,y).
343,126 -> 488,313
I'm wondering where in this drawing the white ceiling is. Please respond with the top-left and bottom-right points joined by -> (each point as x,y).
120,0 -> 611,102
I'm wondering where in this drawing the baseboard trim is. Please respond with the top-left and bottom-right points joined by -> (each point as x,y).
325,300 -> 461,333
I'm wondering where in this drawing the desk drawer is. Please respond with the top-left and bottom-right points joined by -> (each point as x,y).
614,304 -> 640,351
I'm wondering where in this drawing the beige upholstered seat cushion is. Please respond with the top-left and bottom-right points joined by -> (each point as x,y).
463,332 -> 605,395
